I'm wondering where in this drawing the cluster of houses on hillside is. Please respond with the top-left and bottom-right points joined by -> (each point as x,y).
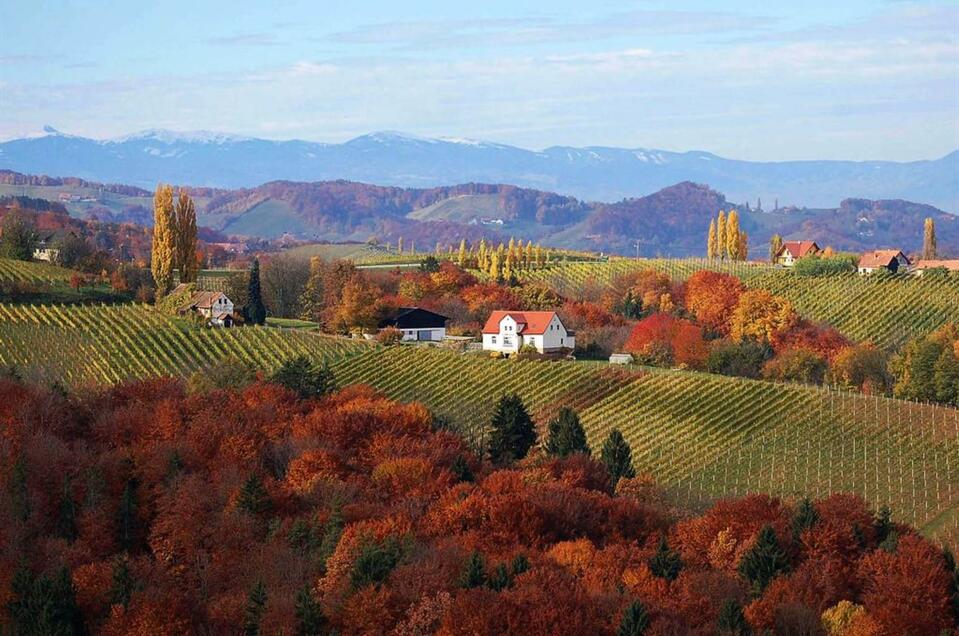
773,241 -> 959,275
376,306 -> 575,354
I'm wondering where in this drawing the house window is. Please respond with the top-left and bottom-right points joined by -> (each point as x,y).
491,336 -> 497,344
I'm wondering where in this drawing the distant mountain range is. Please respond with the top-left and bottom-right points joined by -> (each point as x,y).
0,127 -> 956,212
2,169 -> 955,257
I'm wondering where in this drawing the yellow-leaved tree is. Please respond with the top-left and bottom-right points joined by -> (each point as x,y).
707,219 -> 717,259
725,210 -> 741,260
151,184 -> 176,297
716,210 -> 727,260
175,190 -> 198,283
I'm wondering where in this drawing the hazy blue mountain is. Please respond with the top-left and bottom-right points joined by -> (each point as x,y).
0,127 -> 955,211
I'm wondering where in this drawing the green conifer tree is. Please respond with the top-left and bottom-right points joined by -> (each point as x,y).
648,536 -> 683,581
459,551 -> 487,589
600,429 -> 636,486
737,525 -> 790,593
245,258 -> 267,325
716,599 -> 751,635
487,394 -> 536,465
618,601 -> 650,636
544,407 -> 590,457
244,580 -> 267,636
294,585 -> 327,636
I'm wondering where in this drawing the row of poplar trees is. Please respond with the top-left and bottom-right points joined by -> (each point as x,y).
151,184 -> 198,297
706,210 -> 749,261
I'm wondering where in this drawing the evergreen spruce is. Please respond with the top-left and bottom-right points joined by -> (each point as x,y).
879,530 -> 899,553
716,599 -> 751,635
874,505 -> 893,544
245,258 -> 267,325
243,580 -> 268,636
450,454 -> 474,483
350,537 -> 404,590
487,563 -> 512,591
117,477 -> 139,552
56,478 -> 78,542
600,429 -> 636,486
737,525 -> 790,593
544,407 -> 590,457
459,551 -> 487,589
487,394 -> 536,465
109,555 -> 135,609
8,565 -> 86,636
238,473 -> 272,517
270,356 -> 336,399
318,509 -> 344,573
294,585 -> 327,636
791,498 -> 819,539
648,536 -> 683,581
510,554 -> 530,577
618,600 -> 650,636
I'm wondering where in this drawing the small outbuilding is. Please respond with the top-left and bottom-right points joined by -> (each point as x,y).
176,285 -> 236,327
378,307 -> 449,342
913,259 -> 959,276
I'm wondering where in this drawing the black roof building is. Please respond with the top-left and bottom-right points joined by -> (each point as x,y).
378,307 -> 449,330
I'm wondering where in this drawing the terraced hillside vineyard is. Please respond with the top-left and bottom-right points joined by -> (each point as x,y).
0,303 -> 369,385
333,347 -> 959,546
518,258 -> 959,349
0,256 -> 74,284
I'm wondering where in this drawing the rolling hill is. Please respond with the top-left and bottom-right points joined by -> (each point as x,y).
1,127 -> 956,211
3,169 -> 956,257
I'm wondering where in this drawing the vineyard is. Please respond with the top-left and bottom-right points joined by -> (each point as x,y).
332,346 -> 959,546
517,259 -> 959,349
0,257 -> 75,284
0,303 -> 369,386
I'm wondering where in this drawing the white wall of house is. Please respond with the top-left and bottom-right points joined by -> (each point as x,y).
397,327 -> 445,341
776,250 -> 796,267
198,295 -> 234,318
33,247 -> 58,262
482,313 -> 574,354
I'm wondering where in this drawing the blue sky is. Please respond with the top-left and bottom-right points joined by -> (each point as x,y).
1,0 -> 957,160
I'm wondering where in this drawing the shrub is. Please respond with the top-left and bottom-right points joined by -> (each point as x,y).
762,349 -> 828,385
707,339 -> 771,379
270,355 -> 336,399
376,327 -> 404,346
793,255 -> 857,276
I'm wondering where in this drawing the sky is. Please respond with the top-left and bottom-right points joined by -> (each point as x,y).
1,0 -> 957,160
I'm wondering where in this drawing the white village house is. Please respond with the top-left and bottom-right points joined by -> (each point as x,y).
175,284 -> 235,327
482,310 -> 574,354
773,240 -> 820,267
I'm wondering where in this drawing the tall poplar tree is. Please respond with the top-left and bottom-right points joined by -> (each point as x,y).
716,211 -> 727,260
726,210 -> 741,261
151,184 -> 176,297
769,234 -> 783,263
175,190 -> 198,283
923,217 -> 937,260
739,231 -> 749,261
458,239 -> 468,267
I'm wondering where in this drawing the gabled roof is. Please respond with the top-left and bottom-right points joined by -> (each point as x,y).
858,250 -> 909,269
914,259 -> 959,271
776,241 -> 819,259
482,310 -> 562,335
191,291 -> 229,310
378,307 -> 449,329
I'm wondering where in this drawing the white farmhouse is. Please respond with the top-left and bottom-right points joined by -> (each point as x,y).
482,310 -> 574,354
176,286 -> 235,327
857,250 -> 910,275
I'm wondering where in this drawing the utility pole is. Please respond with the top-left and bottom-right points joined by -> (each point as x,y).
633,239 -> 641,259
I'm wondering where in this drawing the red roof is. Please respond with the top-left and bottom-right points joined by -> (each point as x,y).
858,250 -> 908,269
777,241 -> 820,259
482,310 -> 561,335
915,259 -> 959,271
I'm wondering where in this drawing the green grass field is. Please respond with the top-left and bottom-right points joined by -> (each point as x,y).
517,258 -> 959,349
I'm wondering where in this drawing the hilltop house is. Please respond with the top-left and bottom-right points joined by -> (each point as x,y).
774,241 -> 820,267
176,285 -> 235,327
378,307 -> 449,341
857,250 -> 910,275
33,230 -> 75,262
482,310 -> 574,354
913,259 -> 959,276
